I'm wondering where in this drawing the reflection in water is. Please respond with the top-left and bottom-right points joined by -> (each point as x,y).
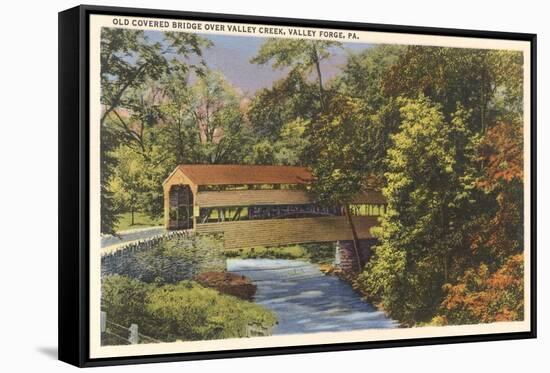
227,259 -> 397,335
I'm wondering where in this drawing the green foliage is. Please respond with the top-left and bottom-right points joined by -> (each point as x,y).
109,146 -> 148,220
273,119 -> 311,165
384,47 -> 523,134
305,95 -> 370,206
146,281 -> 276,341
225,243 -> 336,264
352,46 -> 524,326
100,28 -> 210,126
101,275 -> 152,329
187,70 -> 252,164
357,97 -> 482,325
339,45 -> 404,111
100,125 -> 121,234
99,32 -> 526,327
117,234 -> 225,285
248,70 -> 319,141
101,275 -> 276,342
115,212 -> 163,232
251,38 -> 342,101
300,242 -> 337,264
99,28 -> 210,232
336,45 -> 405,175
251,39 -> 340,69
247,118 -> 311,166
247,39 -> 339,166
249,140 -> 276,165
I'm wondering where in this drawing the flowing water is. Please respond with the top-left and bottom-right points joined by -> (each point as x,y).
227,258 -> 397,335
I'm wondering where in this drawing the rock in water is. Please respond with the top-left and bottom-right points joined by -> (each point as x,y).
195,272 -> 257,300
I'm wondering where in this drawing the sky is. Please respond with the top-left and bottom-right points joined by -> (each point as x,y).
145,30 -> 373,95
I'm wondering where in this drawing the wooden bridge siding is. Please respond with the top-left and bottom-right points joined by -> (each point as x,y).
196,189 -> 387,208
196,189 -> 311,207
195,216 -> 379,249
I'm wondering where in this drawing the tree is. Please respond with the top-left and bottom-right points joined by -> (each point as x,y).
110,146 -> 149,226
248,69 -> 319,141
471,121 -> 524,264
100,125 -> 121,234
273,118 -> 311,165
251,39 -> 342,108
248,140 -> 275,165
357,97 -> 482,324
159,64 -> 203,165
107,81 -> 177,221
339,45 -> 404,112
437,254 -> 524,324
383,47 -> 523,135
337,45 -> 404,175
186,70 -> 251,164
99,29 -> 210,232
305,95 -> 370,271
247,118 -> 311,166
100,29 -> 209,126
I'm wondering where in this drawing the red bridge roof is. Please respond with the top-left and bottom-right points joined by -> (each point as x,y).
176,164 -> 313,186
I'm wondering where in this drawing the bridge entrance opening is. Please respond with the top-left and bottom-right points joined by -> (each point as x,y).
168,184 -> 194,230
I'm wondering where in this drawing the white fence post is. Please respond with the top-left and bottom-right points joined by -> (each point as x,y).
100,311 -> 106,333
129,323 -> 139,344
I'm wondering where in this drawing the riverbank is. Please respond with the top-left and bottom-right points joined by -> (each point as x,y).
102,275 -> 276,345
318,262 -> 400,327
224,242 -> 336,264
101,234 -> 277,344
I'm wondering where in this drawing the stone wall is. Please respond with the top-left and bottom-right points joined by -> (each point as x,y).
101,232 -> 226,283
335,239 -> 377,274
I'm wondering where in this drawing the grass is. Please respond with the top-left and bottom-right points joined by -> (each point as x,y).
224,242 -> 336,264
102,275 -> 276,344
115,212 -> 163,232
225,245 -> 304,259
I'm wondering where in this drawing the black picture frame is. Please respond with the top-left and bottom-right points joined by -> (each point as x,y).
58,4 -> 537,367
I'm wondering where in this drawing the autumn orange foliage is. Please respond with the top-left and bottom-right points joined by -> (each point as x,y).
478,121 -> 523,189
437,121 -> 525,325
471,122 -> 524,259
439,254 -> 524,324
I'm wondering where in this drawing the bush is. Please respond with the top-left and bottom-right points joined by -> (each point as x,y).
101,275 -> 151,328
437,254 -> 524,325
146,281 -> 275,341
224,242 -> 336,264
301,242 -> 336,264
116,234 -> 225,284
101,275 -> 276,343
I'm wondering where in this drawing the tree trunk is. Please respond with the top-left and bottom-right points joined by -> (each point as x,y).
344,204 -> 363,273
312,47 -> 325,109
131,202 -> 135,226
444,254 -> 448,284
315,60 -> 324,105
481,70 -> 486,134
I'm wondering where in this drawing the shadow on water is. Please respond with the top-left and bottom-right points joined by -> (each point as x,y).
227,258 -> 397,335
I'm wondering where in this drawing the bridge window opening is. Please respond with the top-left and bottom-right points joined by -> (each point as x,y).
198,204 -> 343,224
198,183 -> 307,192
349,204 -> 387,216
168,184 -> 194,229
199,207 -> 250,223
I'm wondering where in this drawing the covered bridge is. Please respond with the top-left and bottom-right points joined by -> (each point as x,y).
163,164 -> 386,249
